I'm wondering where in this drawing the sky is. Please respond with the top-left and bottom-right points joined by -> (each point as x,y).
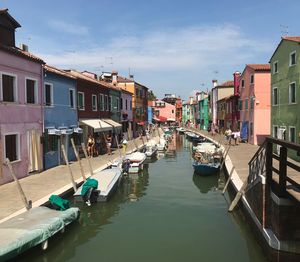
1,0 -> 300,100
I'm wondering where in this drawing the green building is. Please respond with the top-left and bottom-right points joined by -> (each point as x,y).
198,93 -> 209,131
270,36 -> 300,161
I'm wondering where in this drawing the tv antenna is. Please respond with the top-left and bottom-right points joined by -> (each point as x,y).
280,24 -> 289,36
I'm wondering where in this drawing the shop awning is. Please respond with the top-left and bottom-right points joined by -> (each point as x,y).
167,118 -> 176,122
47,128 -> 61,135
102,119 -> 122,129
153,116 -> 167,122
73,127 -> 83,133
60,128 -> 74,135
80,119 -> 113,132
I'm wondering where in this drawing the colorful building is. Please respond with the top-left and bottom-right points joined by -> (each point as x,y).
43,65 -> 79,170
152,99 -> 176,124
120,89 -> 133,133
0,9 -> 44,184
239,64 -> 271,145
270,37 -> 300,160
162,94 -> 182,124
198,92 -> 209,130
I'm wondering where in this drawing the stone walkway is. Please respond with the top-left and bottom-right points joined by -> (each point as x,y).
0,134 -> 158,223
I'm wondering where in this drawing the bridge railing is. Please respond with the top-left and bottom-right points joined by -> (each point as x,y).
249,136 -> 300,198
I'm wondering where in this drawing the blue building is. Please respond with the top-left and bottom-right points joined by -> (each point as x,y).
43,65 -> 81,170
148,106 -> 153,125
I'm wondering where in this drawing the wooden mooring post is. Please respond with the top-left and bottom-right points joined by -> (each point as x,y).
5,158 -> 32,210
61,144 -> 77,192
220,145 -> 231,169
71,138 -> 86,181
222,165 -> 235,194
228,180 -> 248,212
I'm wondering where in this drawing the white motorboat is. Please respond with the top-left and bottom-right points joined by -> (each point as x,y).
176,127 -> 185,133
145,139 -> 158,157
157,137 -> 167,151
193,142 -> 219,154
185,132 -> 199,140
125,152 -> 147,173
74,166 -> 122,202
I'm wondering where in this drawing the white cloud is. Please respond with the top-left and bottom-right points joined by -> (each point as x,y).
37,23 -> 274,98
48,20 -> 89,36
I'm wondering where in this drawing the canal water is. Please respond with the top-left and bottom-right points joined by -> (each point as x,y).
18,134 -> 267,262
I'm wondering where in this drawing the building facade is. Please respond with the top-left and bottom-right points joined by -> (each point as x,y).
239,64 -> 271,145
43,65 -> 79,170
270,37 -> 300,160
0,9 -> 44,184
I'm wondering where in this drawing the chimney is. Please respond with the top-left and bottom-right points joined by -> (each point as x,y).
112,71 -> 118,86
20,43 -> 28,52
212,79 -> 218,88
233,71 -> 241,96
129,74 -> 134,80
0,9 -> 21,47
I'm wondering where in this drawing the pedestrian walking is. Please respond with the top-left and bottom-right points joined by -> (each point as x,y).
87,134 -> 95,157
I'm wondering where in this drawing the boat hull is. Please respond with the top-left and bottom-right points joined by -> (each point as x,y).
193,162 -> 220,176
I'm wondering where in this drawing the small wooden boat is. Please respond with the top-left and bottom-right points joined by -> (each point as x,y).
193,152 -> 222,175
125,152 -> 147,173
145,140 -> 158,157
157,137 -> 167,151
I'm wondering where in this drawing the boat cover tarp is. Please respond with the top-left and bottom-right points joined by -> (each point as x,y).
81,178 -> 98,196
0,206 -> 80,261
49,194 -> 70,211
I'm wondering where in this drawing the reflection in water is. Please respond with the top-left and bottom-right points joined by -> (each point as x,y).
17,133 -> 267,262
192,173 -> 219,194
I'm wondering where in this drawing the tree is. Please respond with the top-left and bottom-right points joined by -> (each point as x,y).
148,90 -> 157,101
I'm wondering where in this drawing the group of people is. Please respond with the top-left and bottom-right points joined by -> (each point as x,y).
87,132 -> 112,158
224,127 -> 240,146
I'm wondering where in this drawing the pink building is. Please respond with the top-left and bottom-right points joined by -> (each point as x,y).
120,89 -> 133,132
0,9 -> 44,184
239,64 -> 271,145
152,99 -> 176,124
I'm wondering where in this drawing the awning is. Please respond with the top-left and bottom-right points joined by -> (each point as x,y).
103,119 -> 122,129
60,128 -> 73,135
153,116 -> 167,122
167,118 -> 176,122
73,127 -> 83,133
80,119 -> 112,132
47,128 -> 61,135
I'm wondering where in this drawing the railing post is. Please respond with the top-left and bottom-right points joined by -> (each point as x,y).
265,139 -> 273,185
279,146 -> 287,197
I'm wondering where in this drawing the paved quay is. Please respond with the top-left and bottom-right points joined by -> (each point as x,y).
0,135 -> 157,223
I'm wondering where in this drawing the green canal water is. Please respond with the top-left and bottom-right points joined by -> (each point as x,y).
18,135 -> 267,262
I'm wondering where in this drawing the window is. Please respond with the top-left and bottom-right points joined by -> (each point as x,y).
241,79 -> 245,88
69,89 -> 75,109
116,97 -> 120,111
92,94 -> 97,111
126,99 -> 128,110
44,83 -> 53,106
26,78 -> 37,104
45,134 -> 58,152
273,125 -> 278,139
109,96 -> 112,111
172,109 -> 174,114
289,126 -> 296,143
250,122 -> 253,136
289,82 -> 296,104
120,98 -> 123,110
104,95 -> 108,111
272,87 -> 278,105
130,100 -> 132,110
245,98 -> 248,110
250,96 -> 255,109
273,61 -> 278,74
5,134 -> 19,162
250,74 -> 254,84
77,92 -> 85,110
99,94 -> 104,111
289,51 -> 296,66
1,73 -> 17,102
238,100 -> 243,110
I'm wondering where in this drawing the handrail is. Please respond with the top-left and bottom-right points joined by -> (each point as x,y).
248,140 -> 267,165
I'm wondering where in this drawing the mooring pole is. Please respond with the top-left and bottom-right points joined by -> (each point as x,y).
71,138 -> 86,181
81,142 -> 93,176
61,144 -> 77,192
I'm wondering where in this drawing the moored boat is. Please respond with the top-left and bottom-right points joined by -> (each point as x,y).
192,151 -> 222,175
145,140 -> 158,157
124,151 -> 147,173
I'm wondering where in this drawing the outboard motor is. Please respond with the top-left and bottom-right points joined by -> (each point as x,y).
81,178 -> 100,206
122,159 -> 131,174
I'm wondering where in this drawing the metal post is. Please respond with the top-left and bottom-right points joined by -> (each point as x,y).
279,146 -> 287,196
70,138 -> 86,181
5,158 -> 32,210
61,144 -> 77,192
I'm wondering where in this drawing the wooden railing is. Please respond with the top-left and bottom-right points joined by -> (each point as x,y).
249,136 -> 300,199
